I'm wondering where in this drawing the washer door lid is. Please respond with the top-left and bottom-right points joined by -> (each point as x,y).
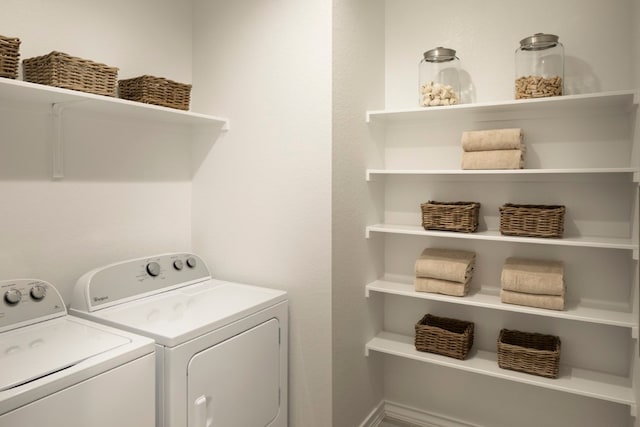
0,317 -> 130,391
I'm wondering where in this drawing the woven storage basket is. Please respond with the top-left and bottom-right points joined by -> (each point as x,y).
0,35 -> 21,79
421,201 -> 480,233
415,314 -> 474,360
499,203 -> 565,238
497,329 -> 560,378
23,51 -> 118,96
118,75 -> 192,110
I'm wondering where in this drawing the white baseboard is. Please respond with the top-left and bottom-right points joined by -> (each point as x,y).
361,400 -> 483,427
358,400 -> 386,427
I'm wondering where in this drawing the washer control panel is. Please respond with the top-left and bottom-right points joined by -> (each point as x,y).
71,253 -> 211,312
0,279 -> 66,333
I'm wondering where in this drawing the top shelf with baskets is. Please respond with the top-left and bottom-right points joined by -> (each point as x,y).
0,77 -> 229,129
366,90 -> 638,124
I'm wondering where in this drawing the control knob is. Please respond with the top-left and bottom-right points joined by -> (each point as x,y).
4,289 -> 22,305
146,262 -> 161,277
173,260 -> 184,270
186,257 -> 197,268
30,285 -> 47,301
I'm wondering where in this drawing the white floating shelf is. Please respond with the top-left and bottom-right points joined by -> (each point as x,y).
366,280 -> 635,329
366,168 -> 640,182
365,331 -> 635,408
0,78 -> 229,179
366,90 -> 638,124
366,224 -> 638,252
0,78 -> 229,129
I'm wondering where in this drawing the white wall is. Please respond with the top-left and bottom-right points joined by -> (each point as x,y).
190,1 -> 332,426
332,0 -> 386,426
0,0 -> 194,302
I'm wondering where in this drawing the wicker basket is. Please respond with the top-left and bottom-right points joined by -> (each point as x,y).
23,51 -> 118,96
415,314 -> 474,360
118,75 -> 191,110
499,204 -> 565,238
0,35 -> 21,79
421,201 -> 480,233
497,329 -> 561,378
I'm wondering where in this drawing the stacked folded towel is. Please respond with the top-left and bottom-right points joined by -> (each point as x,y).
414,248 -> 476,297
500,257 -> 565,310
461,128 -> 525,170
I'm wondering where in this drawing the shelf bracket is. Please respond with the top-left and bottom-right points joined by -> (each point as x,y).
630,403 -> 637,418
50,100 -> 86,179
632,326 -> 639,340
633,248 -> 639,261
51,103 -> 66,180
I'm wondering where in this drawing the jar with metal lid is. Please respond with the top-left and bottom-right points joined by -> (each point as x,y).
515,33 -> 564,99
419,47 -> 460,107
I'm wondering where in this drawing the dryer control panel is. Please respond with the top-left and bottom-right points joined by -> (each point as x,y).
0,279 -> 66,333
70,253 -> 211,312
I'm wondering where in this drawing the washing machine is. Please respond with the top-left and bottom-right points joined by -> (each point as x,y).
0,278 -> 156,427
69,253 -> 288,427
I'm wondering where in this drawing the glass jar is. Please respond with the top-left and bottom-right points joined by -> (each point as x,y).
419,47 -> 460,107
515,33 -> 564,99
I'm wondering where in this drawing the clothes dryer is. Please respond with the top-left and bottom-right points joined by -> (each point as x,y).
69,253 -> 288,427
0,279 -> 155,427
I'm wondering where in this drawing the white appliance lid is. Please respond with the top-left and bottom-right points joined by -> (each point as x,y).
81,279 -> 287,347
0,317 -> 131,392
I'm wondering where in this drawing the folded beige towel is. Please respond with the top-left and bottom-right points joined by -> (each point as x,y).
500,289 -> 565,311
415,248 -> 476,283
461,128 -> 523,152
461,150 -> 524,170
501,257 -> 564,295
415,277 -> 470,297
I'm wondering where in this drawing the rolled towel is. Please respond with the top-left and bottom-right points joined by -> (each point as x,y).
415,248 -> 476,283
461,149 -> 524,170
415,277 -> 470,297
500,289 -> 565,311
461,128 -> 523,152
501,257 -> 564,296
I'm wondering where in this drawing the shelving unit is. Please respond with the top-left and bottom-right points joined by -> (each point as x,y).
366,280 -> 635,330
0,78 -> 229,178
364,90 -> 639,416
366,168 -> 640,182
365,331 -> 635,408
366,90 -> 637,124
365,224 -> 637,253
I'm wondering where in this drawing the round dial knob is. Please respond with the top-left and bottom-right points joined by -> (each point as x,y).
146,262 -> 161,277
173,260 -> 184,270
186,257 -> 197,268
30,285 -> 47,301
4,289 -> 22,305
